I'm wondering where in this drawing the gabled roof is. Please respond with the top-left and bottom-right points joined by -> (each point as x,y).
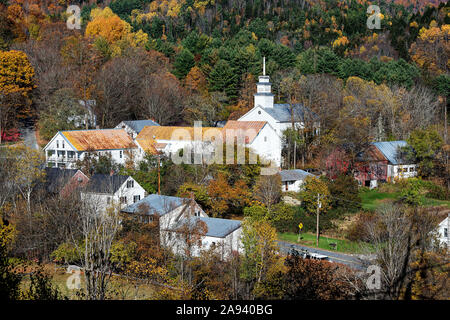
136,126 -> 221,153
121,120 -> 160,134
84,174 -> 129,194
371,141 -> 411,165
262,103 -> 317,123
121,194 -> 188,216
44,168 -> 79,193
171,216 -> 242,238
223,121 -> 267,144
279,169 -> 314,182
60,129 -> 137,151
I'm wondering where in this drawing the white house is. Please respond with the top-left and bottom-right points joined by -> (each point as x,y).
115,119 -> 160,140
121,194 -> 243,258
43,129 -> 138,169
279,169 -> 315,192
167,216 -> 243,258
81,174 -> 146,213
134,125 -> 219,161
436,216 -> 449,249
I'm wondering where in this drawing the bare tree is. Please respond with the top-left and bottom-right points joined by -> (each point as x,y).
359,203 -> 442,300
71,178 -> 123,300
253,175 -> 282,213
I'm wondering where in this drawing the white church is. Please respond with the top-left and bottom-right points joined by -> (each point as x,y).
237,58 -> 318,167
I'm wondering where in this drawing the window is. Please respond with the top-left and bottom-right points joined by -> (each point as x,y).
258,111 -> 261,114
107,197 -> 111,205
264,136 -> 267,142
120,197 -> 127,204
127,180 -> 134,188
62,140 -> 65,148
409,167 -> 414,172
445,228 -> 448,238
68,151 -> 75,159
56,141 -> 59,148
195,210 -> 200,217
120,150 -> 123,159
133,195 -> 141,203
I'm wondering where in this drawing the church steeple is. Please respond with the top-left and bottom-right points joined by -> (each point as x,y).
254,57 -> 274,109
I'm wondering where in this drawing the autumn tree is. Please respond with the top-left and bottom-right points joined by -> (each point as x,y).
85,7 -> 148,57
0,219 -> 21,300
61,35 -> 101,112
282,251 -> 355,300
184,66 -> 207,96
300,176 -> 331,247
240,218 -> 285,299
6,145 -> 45,215
0,49 -> 35,143
409,22 -> 450,77
38,88 -> 87,141
406,127 -> 444,177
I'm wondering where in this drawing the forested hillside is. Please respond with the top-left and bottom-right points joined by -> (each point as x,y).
1,0 -> 448,169
1,0 -> 449,302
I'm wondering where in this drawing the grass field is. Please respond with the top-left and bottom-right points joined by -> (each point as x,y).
19,265 -> 158,300
359,188 -> 450,211
277,232 -> 368,254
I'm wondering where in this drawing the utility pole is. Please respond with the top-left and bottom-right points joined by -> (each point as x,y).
294,139 -> 297,169
316,193 -> 321,248
157,154 -> 161,195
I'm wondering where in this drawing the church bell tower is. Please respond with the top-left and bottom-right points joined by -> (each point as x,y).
254,57 -> 274,109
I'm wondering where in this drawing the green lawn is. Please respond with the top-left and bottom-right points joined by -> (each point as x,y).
278,232 -> 367,254
359,189 -> 401,211
359,189 -> 450,211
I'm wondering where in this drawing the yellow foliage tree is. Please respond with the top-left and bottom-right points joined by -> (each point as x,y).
85,7 -> 149,57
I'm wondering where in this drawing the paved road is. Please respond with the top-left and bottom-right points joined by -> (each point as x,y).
19,125 -> 39,150
277,240 -> 370,270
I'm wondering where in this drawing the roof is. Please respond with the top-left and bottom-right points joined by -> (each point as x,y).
61,129 -> 137,151
44,168 -> 79,193
121,120 -> 160,134
136,126 -> 221,153
279,169 -> 314,182
172,216 -> 242,238
84,174 -> 129,194
261,104 -> 317,123
121,194 -> 188,216
371,141 -> 411,165
356,144 -> 388,162
223,121 -> 267,144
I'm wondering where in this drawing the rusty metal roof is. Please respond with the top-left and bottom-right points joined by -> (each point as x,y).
136,126 -> 222,152
61,129 -> 137,151
223,121 -> 267,144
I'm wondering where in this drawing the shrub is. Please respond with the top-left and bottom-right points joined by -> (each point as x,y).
345,211 -> 377,242
426,183 -> 450,201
